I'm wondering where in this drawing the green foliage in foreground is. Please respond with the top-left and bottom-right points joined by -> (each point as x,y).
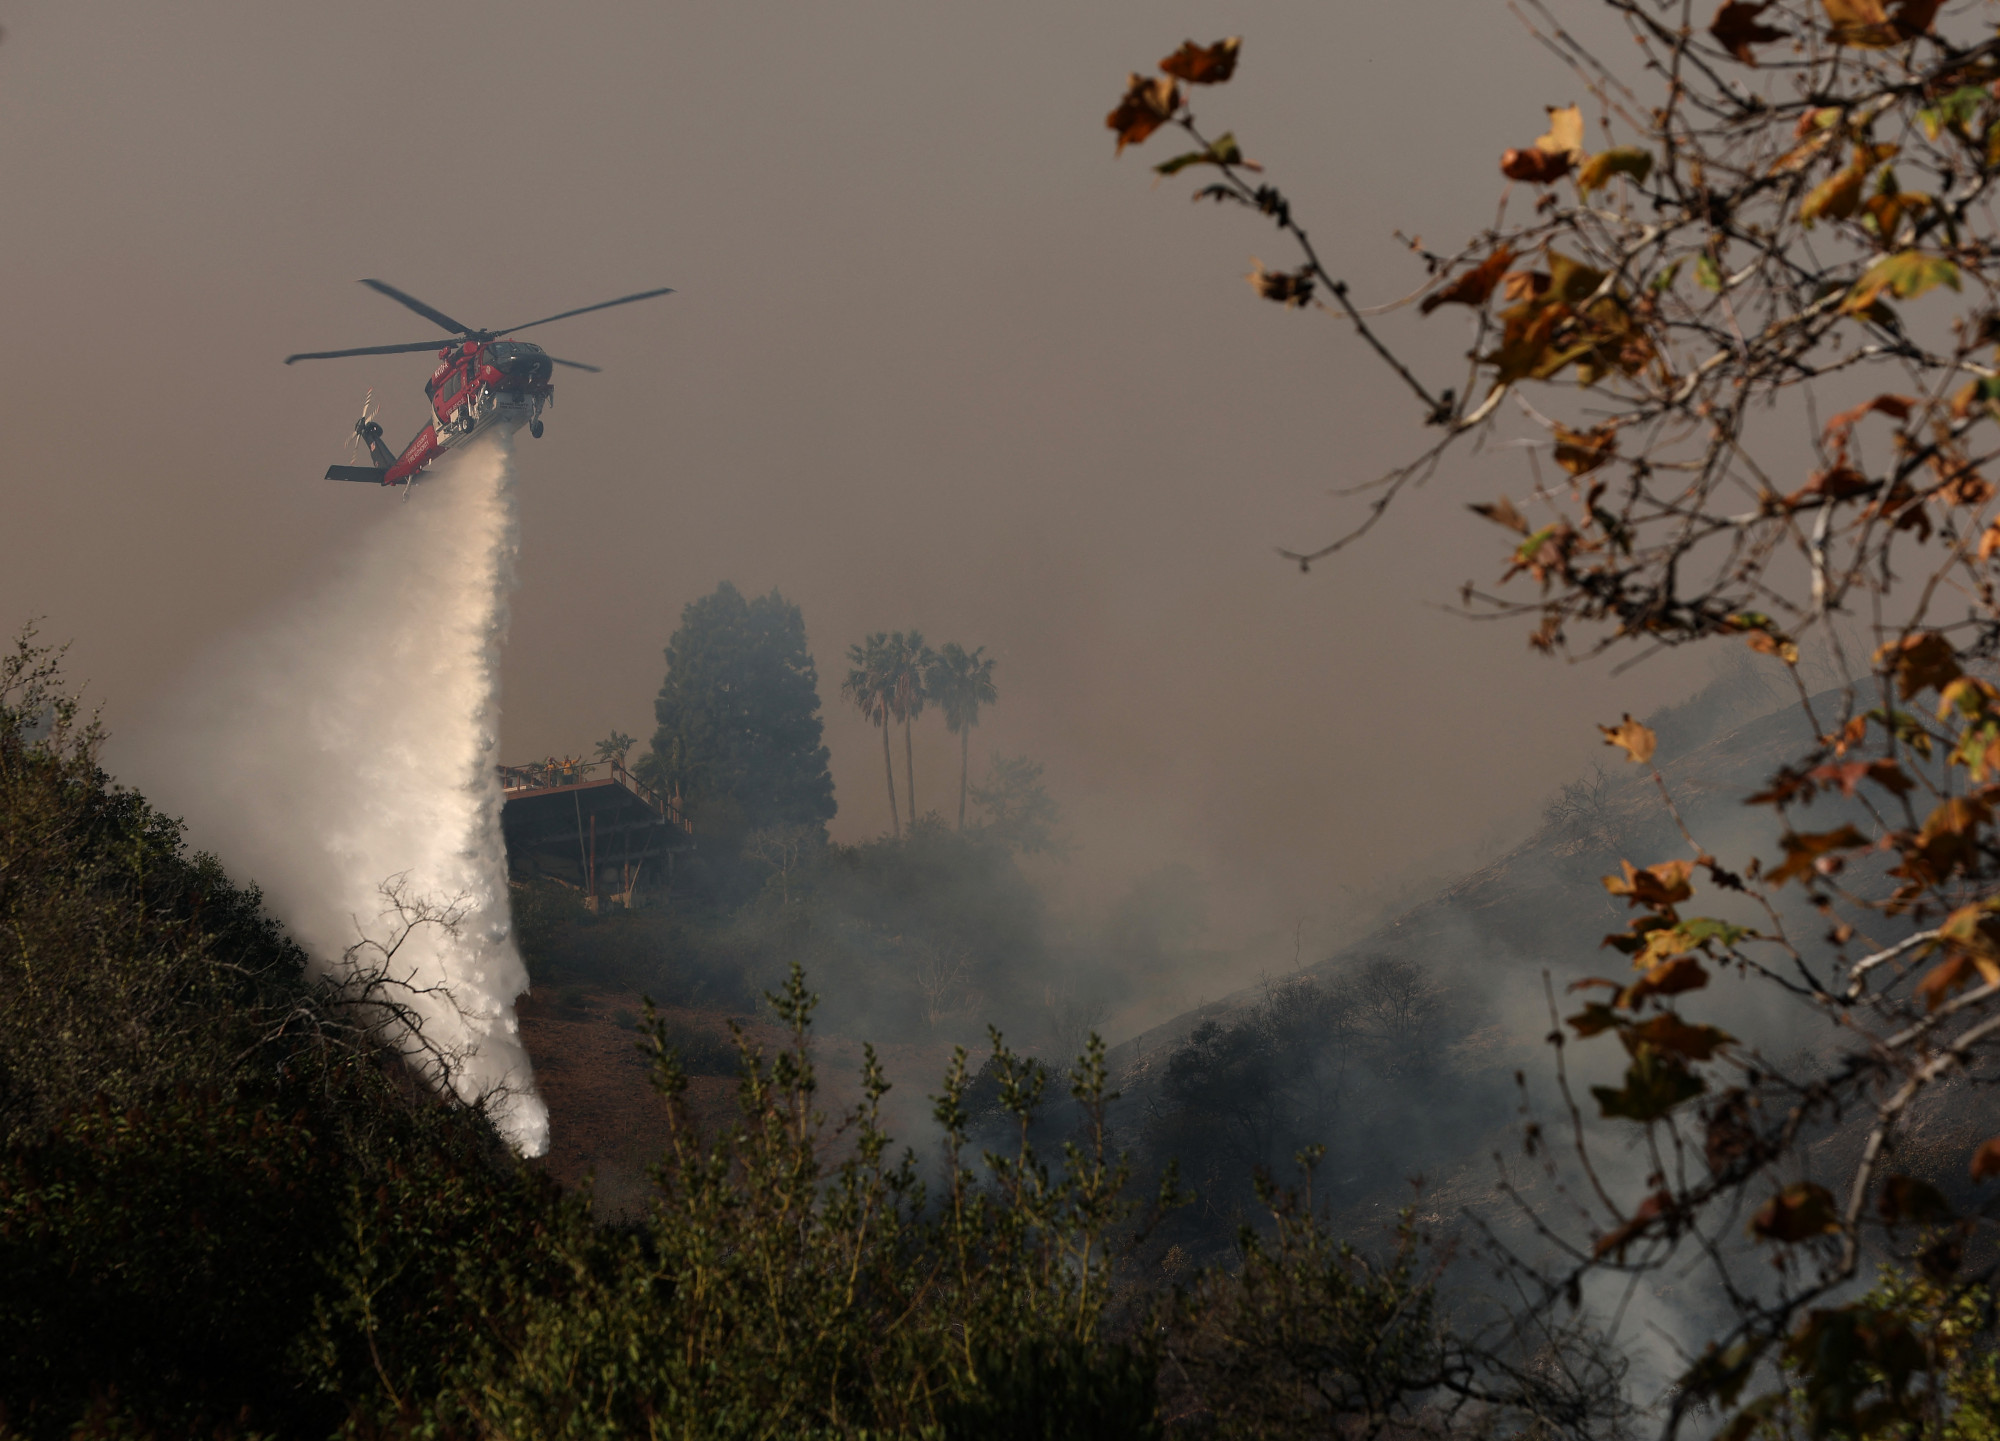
0,627 -> 1630,1440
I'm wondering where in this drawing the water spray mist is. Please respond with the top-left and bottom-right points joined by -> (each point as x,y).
121,438 -> 548,1154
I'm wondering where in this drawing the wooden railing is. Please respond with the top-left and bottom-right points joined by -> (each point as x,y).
497,756 -> 689,832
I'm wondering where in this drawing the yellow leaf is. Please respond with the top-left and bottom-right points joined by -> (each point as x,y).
1554,424 -> 1618,475
1799,165 -> 1866,225
1601,714 -> 1658,764
1535,104 -> 1587,161
1842,252 -> 1960,314
1577,147 -> 1654,193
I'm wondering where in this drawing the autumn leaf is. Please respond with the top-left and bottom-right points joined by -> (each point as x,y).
1504,524 -> 1580,588
1628,1012 -> 1734,1061
1154,131 -> 1262,176
1500,147 -> 1574,184
1799,164 -> 1867,225
1725,615 -> 1798,666
1918,85 -> 1987,141
1809,758 -> 1914,798
1823,0 -> 1941,46
1972,1136 -> 2000,1179
1623,955 -> 1710,1004
1577,147 -> 1654,193
1536,104 -> 1586,161
1875,632 -> 1963,699
1567,1000 -> 1622,1037
1107,73 -> 1180,153
1594,1047 -> 1705,1121
1843,252 -> 1960,315
1864,186 -> 1932,241
1246,259 -> 1314,308
1555,424 -> 1617,476
1825,393 -> 1914,436
1878,1174 -> 1954,1224
1710,1 -> 1789,63
1499,103 -> 1586,185
1750,1182 -> 1840,1242
1604,858 -> 1696,909
1593,1189 -> 1677,1257
1469,495 -> 1529,534
1600,714 -> 1658,764
1747,632 -> 1801,665
1935,468 -> 1993,508
1420,246 -> 1516,314
1917,952 -> 1984,1009
1944,898 -> 2000,952
1767,825 -> 1870,886
1159,37 -> 1240,84
1678,916 -> 1754,948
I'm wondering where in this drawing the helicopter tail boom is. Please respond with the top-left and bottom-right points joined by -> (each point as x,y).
325,465 -> 391,483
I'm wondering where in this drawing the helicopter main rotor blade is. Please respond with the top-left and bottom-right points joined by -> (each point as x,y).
360,279 -> 474,336
546,355 -> 602,373
284,339 -> 452,365
493,286 -> 675,338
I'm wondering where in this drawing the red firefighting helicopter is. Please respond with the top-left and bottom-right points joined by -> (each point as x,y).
285,279 -> 674,488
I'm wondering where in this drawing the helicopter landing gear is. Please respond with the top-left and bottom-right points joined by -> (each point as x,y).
529,418 -> 544,439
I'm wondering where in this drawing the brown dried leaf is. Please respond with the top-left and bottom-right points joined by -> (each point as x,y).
1600,714 -> 1658,765
1421,246 -> 1516,314
1711,1 -> 1789,63
1629,1012 -> 1734,1061
1245,259 -> 1314,308
1159,37 -> 1241,84
1972,1136 -> 2000,1179
1623,955 -> 1710,1004
1824,0 -> 1941,46
1918,952 -> 1980,1010
1554,424 -> 1618,476
1875,632 -> 1963,699
1800,163 -> 1867,225
1469,495 -> 1530,534
1594,1189 -> 1677,1258
1604,858 -> 1696,910
1879,1174 -> 1954,1224
1501,147 -> 1573,184
1107,73 -> 1180,153
1767,824 -> 1870,886
1750,1182 -> 1840,1242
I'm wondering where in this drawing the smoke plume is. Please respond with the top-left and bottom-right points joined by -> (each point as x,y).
119,438 -> 548,1155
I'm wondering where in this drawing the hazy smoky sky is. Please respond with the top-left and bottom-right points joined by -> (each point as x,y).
0,2 -> 1718,949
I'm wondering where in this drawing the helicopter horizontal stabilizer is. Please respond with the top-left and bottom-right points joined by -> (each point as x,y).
324,465 -> 390,483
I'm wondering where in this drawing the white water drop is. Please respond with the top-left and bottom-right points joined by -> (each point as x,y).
118,437 -> 548,1155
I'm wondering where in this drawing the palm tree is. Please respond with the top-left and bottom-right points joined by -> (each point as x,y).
884,630 -> 934,832
926,643 -> 999,829
841,633 -> 899,838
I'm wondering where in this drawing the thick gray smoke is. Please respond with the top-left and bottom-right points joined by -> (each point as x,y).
119,438 -> 548,1155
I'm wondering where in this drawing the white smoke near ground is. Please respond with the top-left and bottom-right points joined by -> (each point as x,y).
117,437 -> 549,1156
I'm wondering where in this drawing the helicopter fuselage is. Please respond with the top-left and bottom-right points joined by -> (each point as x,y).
342,340 -> 555,487
293,278 -> 671,485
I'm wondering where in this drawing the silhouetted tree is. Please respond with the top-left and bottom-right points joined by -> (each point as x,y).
842,632 -> 900,839
646,582 -> 835,833
885,630 -> 933,832
969,753 -> 1062,856
926,642 -> 999,828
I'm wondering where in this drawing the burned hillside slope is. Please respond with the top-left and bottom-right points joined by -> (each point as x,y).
1110,686 -> 1882,1254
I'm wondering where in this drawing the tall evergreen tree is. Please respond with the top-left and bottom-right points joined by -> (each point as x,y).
646,583 -> 836,832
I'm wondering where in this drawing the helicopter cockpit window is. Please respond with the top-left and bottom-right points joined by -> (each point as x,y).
484,344 -> 552,383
